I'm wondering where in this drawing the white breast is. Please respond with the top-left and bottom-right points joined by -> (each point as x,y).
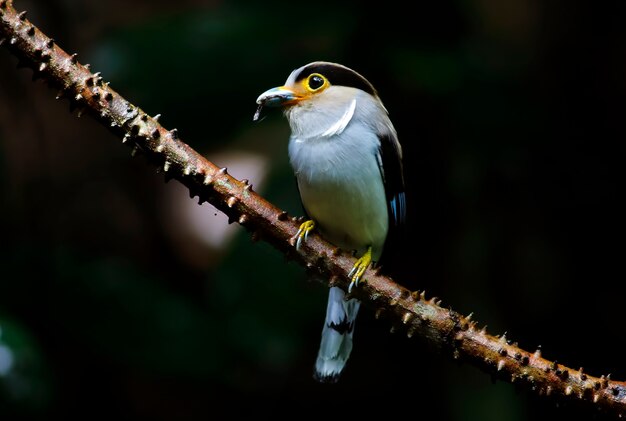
287,98 -> 389,260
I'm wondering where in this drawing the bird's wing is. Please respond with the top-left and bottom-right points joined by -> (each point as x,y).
376,130 -> 406,264
378,131 -> 406,227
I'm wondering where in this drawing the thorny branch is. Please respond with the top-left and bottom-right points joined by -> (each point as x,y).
1,1 -> 625,417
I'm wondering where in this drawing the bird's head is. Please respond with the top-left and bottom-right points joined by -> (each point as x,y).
253,61 -> 378,122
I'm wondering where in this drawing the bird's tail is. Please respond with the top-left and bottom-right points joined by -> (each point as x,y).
313,286 -> 361,383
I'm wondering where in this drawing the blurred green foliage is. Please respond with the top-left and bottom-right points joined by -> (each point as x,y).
0,316 -> 52,416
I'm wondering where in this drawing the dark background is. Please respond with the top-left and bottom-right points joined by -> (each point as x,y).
1,0 -> 625,419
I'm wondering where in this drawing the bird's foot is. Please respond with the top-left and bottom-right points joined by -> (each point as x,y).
348,246 -> 372,293
295,220 -> 315,250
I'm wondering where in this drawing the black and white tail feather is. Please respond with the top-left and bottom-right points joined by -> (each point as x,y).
313,286 -> 361,382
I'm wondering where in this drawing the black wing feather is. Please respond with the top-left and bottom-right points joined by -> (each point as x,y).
377,131 -> 406,267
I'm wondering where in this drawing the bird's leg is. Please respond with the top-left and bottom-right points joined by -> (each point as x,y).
348,246 -> 372,293
295,220 -> 316,250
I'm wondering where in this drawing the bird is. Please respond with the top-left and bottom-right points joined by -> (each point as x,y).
253,61 -> 406,383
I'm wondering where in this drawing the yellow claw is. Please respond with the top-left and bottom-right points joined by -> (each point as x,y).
295,220 -> 315,250
348,246 -> 372,293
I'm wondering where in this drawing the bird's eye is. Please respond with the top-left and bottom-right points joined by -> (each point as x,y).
307,74 -> 326,91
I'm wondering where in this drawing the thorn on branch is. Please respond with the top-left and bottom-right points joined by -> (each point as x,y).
227,196 -> 238,208
34,45 -> 47,62
602,376 -> 610,389
38,51 -> 51,64
38,49 -> 52,63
